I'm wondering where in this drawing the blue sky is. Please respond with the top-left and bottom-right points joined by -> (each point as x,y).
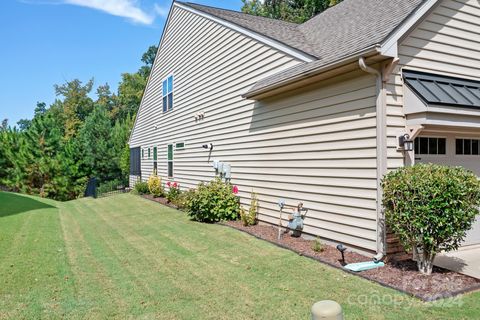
0,0 -> 243,125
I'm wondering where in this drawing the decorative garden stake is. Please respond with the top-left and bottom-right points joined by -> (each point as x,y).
277,200 -> 308,240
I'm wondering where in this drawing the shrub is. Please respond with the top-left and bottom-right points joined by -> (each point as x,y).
240,190 -> 258,226
166,181 -> 181,203
148,174 -> 164,197
133,181 -> 149,195
185,177 -> 240,223
382,164 -> 480,275
312,237 -> 324,253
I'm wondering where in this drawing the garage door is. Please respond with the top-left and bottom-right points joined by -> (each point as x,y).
415,134 -> 480,247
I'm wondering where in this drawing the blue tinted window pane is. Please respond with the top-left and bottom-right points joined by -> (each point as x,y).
168,93 -> 173,110
162,80 -> 167,96
168,76 -> 173,93
163,96 -> 167,112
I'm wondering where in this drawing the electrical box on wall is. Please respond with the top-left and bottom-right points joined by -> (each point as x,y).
223,163 -> 231,179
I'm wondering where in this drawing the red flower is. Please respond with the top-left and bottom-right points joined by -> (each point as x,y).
232,185 -> 239,194
173,182 -> 178,188
167,181 -> 171,187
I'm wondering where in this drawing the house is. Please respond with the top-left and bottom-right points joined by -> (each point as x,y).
129,0 -> 480,258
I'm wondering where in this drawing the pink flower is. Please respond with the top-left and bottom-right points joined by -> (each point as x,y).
232,185 -> 239,194
167,181 -> 171,187
173,182 -> 178,188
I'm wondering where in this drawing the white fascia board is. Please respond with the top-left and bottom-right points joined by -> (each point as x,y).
380,0 -> 439,57
175,2 -> 315,63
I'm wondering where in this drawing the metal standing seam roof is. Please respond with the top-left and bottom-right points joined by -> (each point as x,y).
178,0 -> 428,97
403,70 -> 480,109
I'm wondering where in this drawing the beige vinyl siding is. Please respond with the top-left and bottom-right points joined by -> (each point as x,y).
386,0 -> 480,170
130,6 -> 379,251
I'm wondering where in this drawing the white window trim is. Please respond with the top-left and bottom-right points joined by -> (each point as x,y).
454,136 -> 480,157
174,141 -> 186,150
162,74 -> 174,113
415,136 -> 448,156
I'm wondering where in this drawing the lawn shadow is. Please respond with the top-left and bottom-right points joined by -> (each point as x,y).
0,192 -> 56,218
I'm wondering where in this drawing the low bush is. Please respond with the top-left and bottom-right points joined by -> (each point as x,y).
382,163 -> 480,275
148,174 -> 164,197
133,181 -> 149,195
185,177 -> 240,223
166,181 -> 181,203
311,237 -> 324,253
240,191 -> 258,226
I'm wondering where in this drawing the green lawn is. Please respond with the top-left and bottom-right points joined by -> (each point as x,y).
0,192 -> 479,319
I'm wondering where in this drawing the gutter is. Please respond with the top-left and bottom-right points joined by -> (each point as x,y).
359,57 -> 399,262
243,45 -> 381,99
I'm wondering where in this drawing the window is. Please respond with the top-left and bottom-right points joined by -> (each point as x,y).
153,146 -> 158,173
162,75 -> 174,112
129,147 -> 141,176
148,148 -> 151,159
175,142 -> 185,150
414,137 -> 446,155
456,139 -> 480,155
167,144 -> 174,177
142,149 -> 144,159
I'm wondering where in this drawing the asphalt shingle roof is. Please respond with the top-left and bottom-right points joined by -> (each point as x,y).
179,0 -> 428,96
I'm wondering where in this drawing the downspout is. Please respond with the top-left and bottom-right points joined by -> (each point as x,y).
359,57 -> 394,262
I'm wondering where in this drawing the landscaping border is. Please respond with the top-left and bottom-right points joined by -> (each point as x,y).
220,223 -> 480,302
140,194 -> 480,302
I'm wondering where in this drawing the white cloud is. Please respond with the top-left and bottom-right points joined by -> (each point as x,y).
153,3 -> 169,18
64,0 -> 155,24
20,0 -> 168,25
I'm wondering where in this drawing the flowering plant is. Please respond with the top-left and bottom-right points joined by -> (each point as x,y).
232,185 -> 239,194
166,181 -> 181,203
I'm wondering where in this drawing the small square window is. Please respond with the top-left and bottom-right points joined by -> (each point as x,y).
456,139 -> 480,155
414,137 -> 446,155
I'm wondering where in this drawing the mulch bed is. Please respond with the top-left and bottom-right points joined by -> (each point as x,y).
140,195 -> 480,301
142,194 -> 179,209
223,220 -> 480,302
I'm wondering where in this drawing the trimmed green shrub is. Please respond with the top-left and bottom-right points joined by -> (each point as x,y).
382,164 -> 480,275
185,177 -> 240,223
148,174 -> 164,197
133,181 -> 149,195
240,190 -> 258,226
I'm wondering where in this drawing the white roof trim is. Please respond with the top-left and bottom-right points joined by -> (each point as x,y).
175,2 -> 315,63
380,0 -> 440,57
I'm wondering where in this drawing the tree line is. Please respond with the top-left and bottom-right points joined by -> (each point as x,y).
0,1 -> 338,201
0,46 -> 157,200
241,0 -> 343,23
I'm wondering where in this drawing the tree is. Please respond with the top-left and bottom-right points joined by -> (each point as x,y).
241,0 -> 342,23
114,72 -> 147,121
1,119 -> 8,131
138,45 -> 158,79
76,106 -> 116,182
382,164 -> 480,275
54,79 -> 94,138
